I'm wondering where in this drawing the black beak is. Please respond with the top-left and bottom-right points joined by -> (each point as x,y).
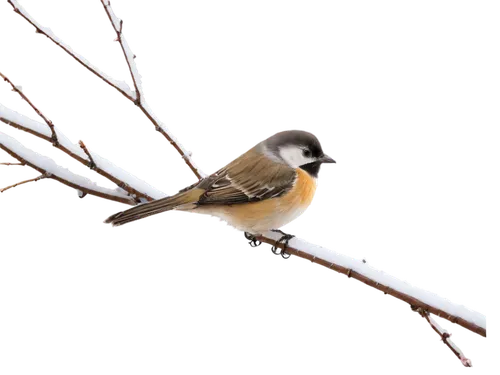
319,154 -> 336,164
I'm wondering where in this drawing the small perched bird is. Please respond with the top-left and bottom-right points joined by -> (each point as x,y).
105,130 -> 335,235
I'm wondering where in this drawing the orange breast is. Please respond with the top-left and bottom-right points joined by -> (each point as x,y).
288,167 -> 317,208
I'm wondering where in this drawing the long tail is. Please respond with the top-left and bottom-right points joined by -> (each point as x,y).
105,188 -> 203,226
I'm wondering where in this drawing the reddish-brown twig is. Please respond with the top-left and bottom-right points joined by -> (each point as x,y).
80,139 -> 97,173
0,162 -> 25,166
0,175 -> 47,195
100,0 -> 142,105
0,160 -> 17,168
416,308 -> 473,369
0,70 -> 58,146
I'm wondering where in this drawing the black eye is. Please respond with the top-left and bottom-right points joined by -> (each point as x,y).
303,149 -> 312,158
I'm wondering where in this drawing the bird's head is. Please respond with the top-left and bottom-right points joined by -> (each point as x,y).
262,130 -> 335,177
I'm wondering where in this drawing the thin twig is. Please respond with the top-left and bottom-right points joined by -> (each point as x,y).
0,174 -> 47,195
416,308 -> 473,369
0,162 -> 25,166
0,71 -> 58,145
0,160 -> 17,168
100,0 -> 142,105
78,140 -> 96,170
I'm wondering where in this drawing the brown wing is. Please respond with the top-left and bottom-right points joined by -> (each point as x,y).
197,148 -> 297,205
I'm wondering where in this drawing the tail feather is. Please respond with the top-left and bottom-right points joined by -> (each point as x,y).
105,188 -> 204,226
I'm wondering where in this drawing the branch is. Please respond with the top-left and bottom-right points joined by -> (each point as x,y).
0,160 -> 17,168
1,173 -> 47,193
0,131 -> 135,205
0,162 -> 24,166
413,306 -> 472,367
256,232 -> 486,338
0,71 -> 58,145
100,0 -> 142,105
78,140 -> 96,170
8,0 -> 206,180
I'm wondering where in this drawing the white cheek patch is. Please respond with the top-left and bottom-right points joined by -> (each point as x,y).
279,146 -> 313,168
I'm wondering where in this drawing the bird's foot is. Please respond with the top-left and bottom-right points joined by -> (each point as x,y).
271,229 -> 295,259
244,232 -> 262,247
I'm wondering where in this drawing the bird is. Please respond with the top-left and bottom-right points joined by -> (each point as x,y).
105,130 -> 335,239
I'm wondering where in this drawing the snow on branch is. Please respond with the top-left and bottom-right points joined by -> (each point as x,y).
256,232 -> 486,338
100,0 -> 143,105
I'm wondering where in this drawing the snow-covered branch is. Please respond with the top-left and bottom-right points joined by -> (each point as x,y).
0,131 -> 135,205
256,232 -> 486,339
100,0 -> 143,105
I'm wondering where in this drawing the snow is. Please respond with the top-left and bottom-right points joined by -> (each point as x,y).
9,0 -> 136,100
103,0 -> 121,31
0,131 -> 132,201
262,230 -> 487,331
